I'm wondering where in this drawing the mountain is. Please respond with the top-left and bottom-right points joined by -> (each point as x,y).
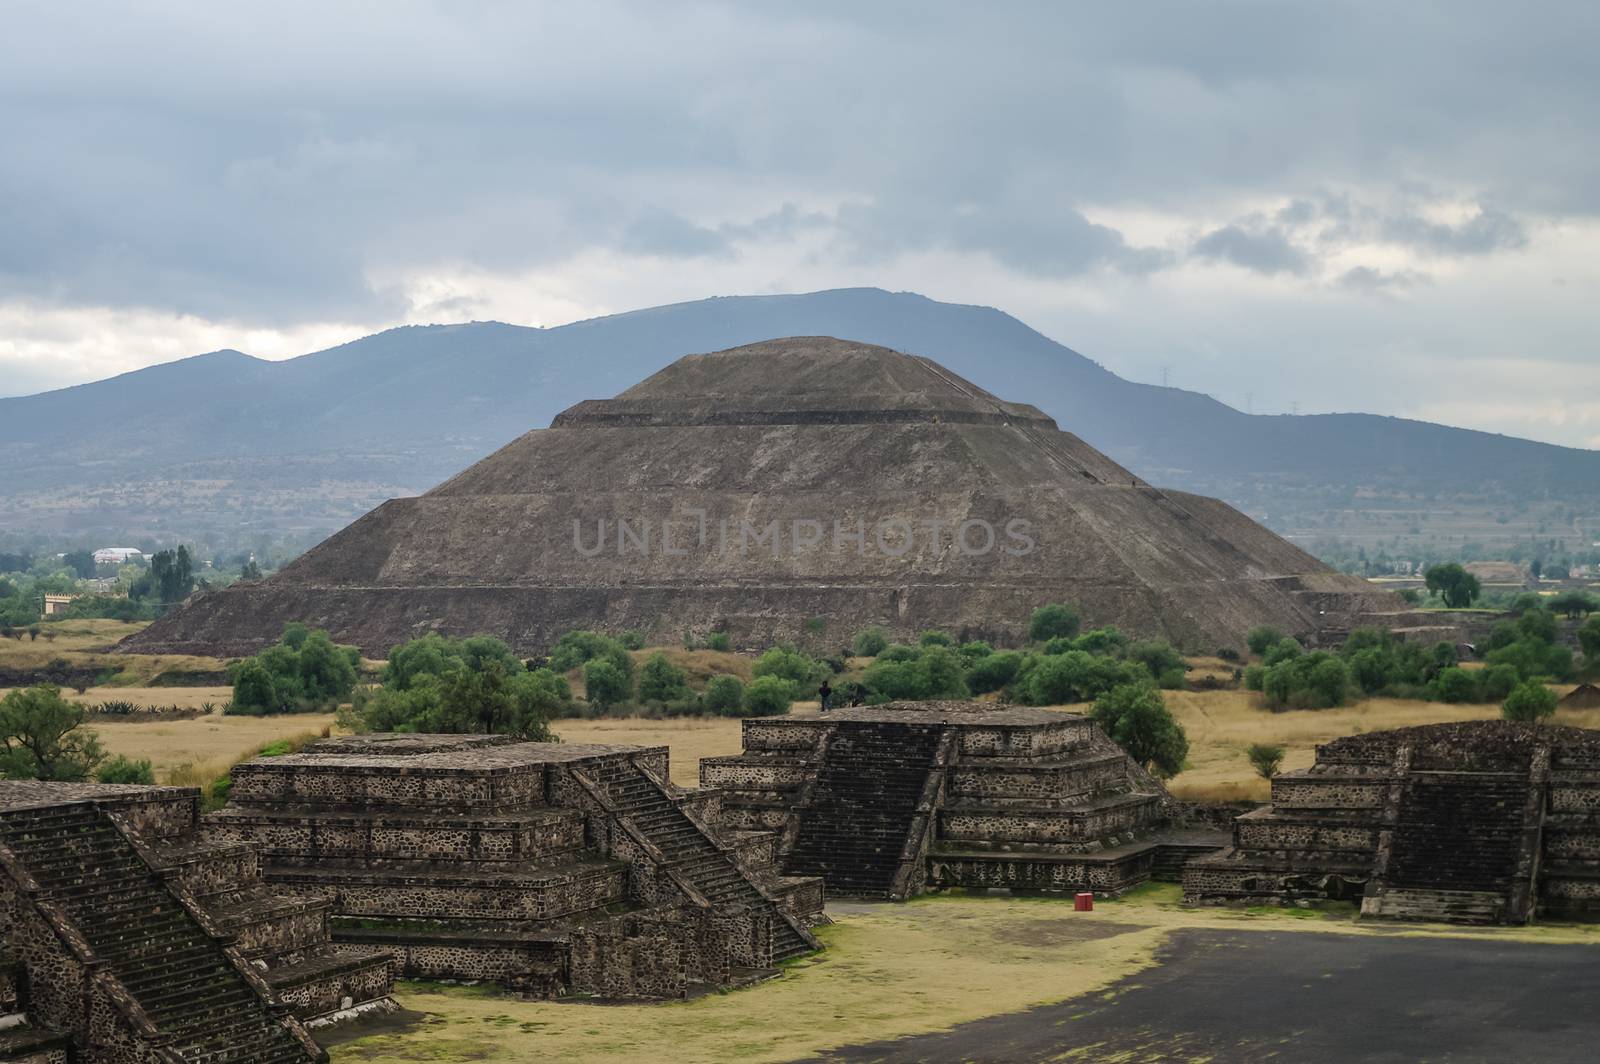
2,288 -> 1596,546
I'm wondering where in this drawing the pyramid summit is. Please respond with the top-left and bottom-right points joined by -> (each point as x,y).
121,337 -> 1404,657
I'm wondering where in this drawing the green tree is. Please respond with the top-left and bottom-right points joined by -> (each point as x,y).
1580,616 -> 1600,668
1246,743 -> 1284,780
851,627 -> 889,657
583,658 -> 631,710
1424,563 -> 1481,609
0,686 -> 105,781
862,644 -> 970,702
229,624 -> 360,715
917,630 -> 953,647
638,652 -> 691,703
548,630 -> 634,685
1502,681 -> 1557,722
742,675 -> 792,717
1028,603 -> 1081,642
751,646 -> 826,700
1092,682 -> 1188,778
704,631 -> 732,652
1548,591 -> 1598,620
62,550 -> 96,579
1246,625 -> 1286,657
966,650 -> 1023,694
704,675 -> 745,716
1432,667 -> 1481,704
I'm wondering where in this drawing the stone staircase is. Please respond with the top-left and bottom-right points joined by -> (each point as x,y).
1389,772 -> 1530,885
1361,887 -> 1506,924
584,759 -> 814,963
784,722 -> 945,897
0,803 -> 317,1064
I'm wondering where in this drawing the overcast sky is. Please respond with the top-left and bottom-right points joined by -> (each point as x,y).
3,2 -> 1597,447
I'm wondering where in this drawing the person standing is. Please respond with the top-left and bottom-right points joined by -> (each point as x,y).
818,679 -> 833,712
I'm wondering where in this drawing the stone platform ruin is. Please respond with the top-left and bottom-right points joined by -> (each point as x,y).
1184,721 -> 1600,924
702,702 -> 1225,899
207,734 -> 822,999
0,780 -> 397,1064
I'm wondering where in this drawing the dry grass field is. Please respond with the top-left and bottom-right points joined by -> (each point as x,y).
0,618 -> 230,685
87,711 -> 338,786
328,885 -> 1600,1064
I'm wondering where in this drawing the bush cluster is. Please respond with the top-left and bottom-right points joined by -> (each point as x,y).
229,623 -> 360,716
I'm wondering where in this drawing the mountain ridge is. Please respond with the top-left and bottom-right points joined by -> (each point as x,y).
1,287 -> 1594,543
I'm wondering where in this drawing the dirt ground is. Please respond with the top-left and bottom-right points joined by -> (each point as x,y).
326,886 -> 1600,1064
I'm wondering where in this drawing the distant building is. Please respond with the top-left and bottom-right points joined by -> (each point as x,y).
42,594 -> 75,616
92,547 -> 143,566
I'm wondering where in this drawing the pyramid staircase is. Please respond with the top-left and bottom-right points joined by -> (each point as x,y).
0,803 -> 319,1064
583,759 -> 816,963
1364,770 -> 1537,924
783,722 -> 949,898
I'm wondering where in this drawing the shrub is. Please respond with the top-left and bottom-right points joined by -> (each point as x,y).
1246,625 -> 1286,657
1071,627 -> 1128,657
548,631 -> 634,682
617,629 -> 645,651
1018,651 -> 1147,706
1260,652 -> 1350,710
1262,638 -> 1303,667
917,630 -> 953,647
958,641 -> 995,663
1246,743 -> 1284,780
878,643 -> 918,663
752,646 -> 826,700
1431,667 -> 1481,704
967,650 -> 1022,694
861,644 -> 969,702
704,631 -> 732,652
638,652 -> 692,703
1216,646 -> 1241,662
1480,664 -> 1520,702
1028,603 -> 1081,642
583,659 -> 631,710
95,755 -> 155,785
851,627 -> 889,657
743,675 -> 792,717
704,675 -> 745,716
1092,682 -> 1188,778
229,624 -> 359,715
1128,639 -> 1186,688
1242,664 -> 1265,691
1502,681 -> 1557,722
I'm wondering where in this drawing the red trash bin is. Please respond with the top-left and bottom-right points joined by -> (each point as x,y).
1074,892 -> 1094,911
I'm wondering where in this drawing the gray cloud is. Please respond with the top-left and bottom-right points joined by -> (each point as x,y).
1,2 -> 1597,447
1381,206 -> 1529,256
1192,225 -> 1309,275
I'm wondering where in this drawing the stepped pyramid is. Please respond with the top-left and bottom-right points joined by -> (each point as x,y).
702,702 -> 1227,899
207,734 -> 822,996
1184,721 -> 1600,924
122,337 -> 1405,657
0,781 -> 397,1063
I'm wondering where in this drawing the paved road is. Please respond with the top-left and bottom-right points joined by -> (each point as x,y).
811,928 -> 1600,1063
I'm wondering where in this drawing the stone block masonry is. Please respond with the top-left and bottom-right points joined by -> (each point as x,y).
211,733 -> 822,999
1184,720 -> 1600,924
703,702 -> 1226,901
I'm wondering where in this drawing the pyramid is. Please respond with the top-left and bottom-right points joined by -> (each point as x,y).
122,337 -> 1402,657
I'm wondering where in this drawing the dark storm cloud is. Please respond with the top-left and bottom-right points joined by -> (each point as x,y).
0,1 -> 1595,322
